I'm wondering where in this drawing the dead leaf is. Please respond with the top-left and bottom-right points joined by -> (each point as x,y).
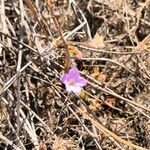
97,73 -> 106,82
89,100 -> 101,111
91,66 -> 99,78
88,33 -> 105,48
55,40 -> 83,59
47,0 -> 55,9
39,141 -> 47,150
68,44 -> 83,59
105,98 -> 116,107
91,67 -> 106,81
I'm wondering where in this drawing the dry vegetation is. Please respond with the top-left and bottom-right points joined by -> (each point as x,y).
0,0 -> 150,149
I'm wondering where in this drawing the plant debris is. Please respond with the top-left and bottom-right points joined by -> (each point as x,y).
0,0 -> 150,150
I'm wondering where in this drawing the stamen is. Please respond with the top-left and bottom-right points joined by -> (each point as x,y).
69,79 -> 75,85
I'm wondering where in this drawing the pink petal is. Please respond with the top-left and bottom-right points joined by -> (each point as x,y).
65,83 -> 72,92
68,67 -> 79,79
65,83 -> 82,95
75,77 -> 87,86
60,74 -> 68,83
70,85 -> 82,95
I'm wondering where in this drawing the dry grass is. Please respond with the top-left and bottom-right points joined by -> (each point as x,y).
0,0 -> 150,149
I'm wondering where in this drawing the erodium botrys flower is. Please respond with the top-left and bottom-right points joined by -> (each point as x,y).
60,67 -> 87,95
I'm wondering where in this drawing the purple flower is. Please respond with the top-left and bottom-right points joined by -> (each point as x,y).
60,67 -> 87,95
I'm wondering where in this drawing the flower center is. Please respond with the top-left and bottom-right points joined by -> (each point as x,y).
68,79 -> 75,85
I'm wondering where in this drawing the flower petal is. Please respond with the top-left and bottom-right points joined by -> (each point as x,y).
75,76 -> 87,87
65,83 -> 82,95
65,83 -> 72,93
70,85 -> 82,95
68,67 -> 79,80
60,74 -> 69,83
61,67 -> 87,95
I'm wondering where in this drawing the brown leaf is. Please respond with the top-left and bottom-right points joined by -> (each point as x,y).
88,33 -> 105,48
68,44 -> 83,59
91,66 -> 99,78
97,73 -> 106,82
105,98 -> 116,107
89,100 -> 101,111
39,141 -> 47,150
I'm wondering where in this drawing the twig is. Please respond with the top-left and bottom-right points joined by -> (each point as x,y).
81,57 -> 135,74
70,0 -> 92,40
54,61 -> 150,114
78,44 -> 141,55
0,132 -> 21,150
86,76 -> 150,114
8,118 -> 26,150
20,100 -> 53,133
20,108 -> 39,150
0,30 -> 37,53
0,0 -> 12,47
75,105 -> 147,150
64,21 -> 86,40
67,104 -> 104,149
47,1 -> 71,72
0,61 -> 32,95
16,50 -> 22,135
